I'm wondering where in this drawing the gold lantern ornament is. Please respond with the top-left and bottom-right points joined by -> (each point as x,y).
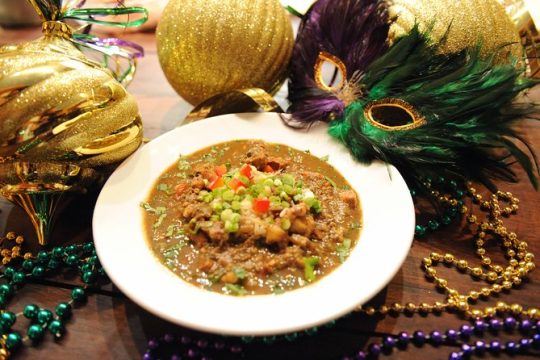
0,1 -> 148,245
388,0 -> 523,63
156,0 -> 294,105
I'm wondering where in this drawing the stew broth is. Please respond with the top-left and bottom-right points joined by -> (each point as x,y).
142,140 -> 361,295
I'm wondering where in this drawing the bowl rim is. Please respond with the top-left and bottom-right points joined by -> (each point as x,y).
93,112 -> 415,336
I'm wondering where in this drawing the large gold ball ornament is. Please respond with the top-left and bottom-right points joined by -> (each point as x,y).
156,0 -> 294,105
0,22 -> 143,245
389,0 -> 522,63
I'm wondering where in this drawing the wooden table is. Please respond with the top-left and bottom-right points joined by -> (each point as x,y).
1,27 -> 539,360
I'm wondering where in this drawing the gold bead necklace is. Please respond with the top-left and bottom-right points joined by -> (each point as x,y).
356,182 -> 538,320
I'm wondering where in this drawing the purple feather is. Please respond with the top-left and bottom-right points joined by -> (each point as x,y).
287,0 -> 391,124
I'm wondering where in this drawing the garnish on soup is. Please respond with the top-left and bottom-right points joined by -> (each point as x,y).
142,140 -> 361,296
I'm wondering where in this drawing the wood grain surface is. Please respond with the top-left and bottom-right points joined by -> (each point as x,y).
1,28 -> 539,360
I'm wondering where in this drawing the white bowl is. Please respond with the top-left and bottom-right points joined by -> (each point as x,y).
93,112 -> 414,336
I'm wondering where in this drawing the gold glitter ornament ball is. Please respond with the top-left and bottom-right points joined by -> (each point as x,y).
0,21 -> 143,245
389,0 -> 522,63
156,0 -> 294,105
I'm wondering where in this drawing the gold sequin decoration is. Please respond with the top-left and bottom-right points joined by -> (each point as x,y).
156,0 -> 294,105
389,0 -> 523,64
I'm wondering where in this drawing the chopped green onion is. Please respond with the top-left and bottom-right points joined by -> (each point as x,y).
336,239 -> 352,263
153,213 -> 167,229
208,269 -> 225,283
283,184 -> 294,195
157,183 -> 173,194
324,176 -> 337,189
232,267 -> 247,280
140,202 -> 166,215
222,190 -> 235,201
350,222 -> 362,229
280,218 -> 291,230
273,287 -> 285,295
230,213 -> 241,223
224,283 -> 247,296
238,175 -> 250,186
221,209 -> 234,222
269,195 -> 281,203
320,155 -> 329,162
177,156 -> 191,170
224,220 -> 239,233
231,201 -> 241,211
281,174 -> 295,186
163,241 -> 187,258
212,201 -> 223,212
304,197 -> 322,213
303,256 -> 320,282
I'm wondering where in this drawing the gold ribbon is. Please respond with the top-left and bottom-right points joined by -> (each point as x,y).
183,88 -> 283,124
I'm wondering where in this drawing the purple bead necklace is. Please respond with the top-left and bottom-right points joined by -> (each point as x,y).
344,317 -> 540,360
143,316 -> 540,359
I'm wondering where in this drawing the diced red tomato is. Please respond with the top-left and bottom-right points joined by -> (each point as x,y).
208,176 -> 225,190
253,198 -> 270,213
214,164 -> 227,177
228,178 -> 246,191
239,164 -> 253,179
263,165 -> 274,173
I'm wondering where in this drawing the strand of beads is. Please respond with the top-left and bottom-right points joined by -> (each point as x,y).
412,178 -> 466,237
0,232 -> 32,266
0,236 -> 103,358
143,333 -> 244,360
356,184 -> 537,320
342,316 -> 540,359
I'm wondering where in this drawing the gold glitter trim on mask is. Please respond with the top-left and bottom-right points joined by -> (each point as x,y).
364,98 -> 426,131
314,52 -> 348,92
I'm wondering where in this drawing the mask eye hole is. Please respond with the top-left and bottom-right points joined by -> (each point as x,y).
364,98 -> 426,131
314,52 -> 347,92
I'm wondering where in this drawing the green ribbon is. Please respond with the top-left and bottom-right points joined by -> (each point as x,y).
284,5 -> 304,18
27,1 -> 149,85
62,7 -> 149,28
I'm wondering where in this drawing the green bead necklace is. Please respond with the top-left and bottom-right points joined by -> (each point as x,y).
0,237 -> 102,358
412,177 -> 467,237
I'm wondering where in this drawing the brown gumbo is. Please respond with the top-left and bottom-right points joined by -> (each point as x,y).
142,140 -> 361,296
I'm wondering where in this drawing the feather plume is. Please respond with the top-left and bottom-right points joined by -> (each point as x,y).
326,26 -> 540,191
287,0 -> 539,193
287,0 -> 391,124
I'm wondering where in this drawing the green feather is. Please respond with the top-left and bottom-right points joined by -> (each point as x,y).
329,25 -> 539,194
